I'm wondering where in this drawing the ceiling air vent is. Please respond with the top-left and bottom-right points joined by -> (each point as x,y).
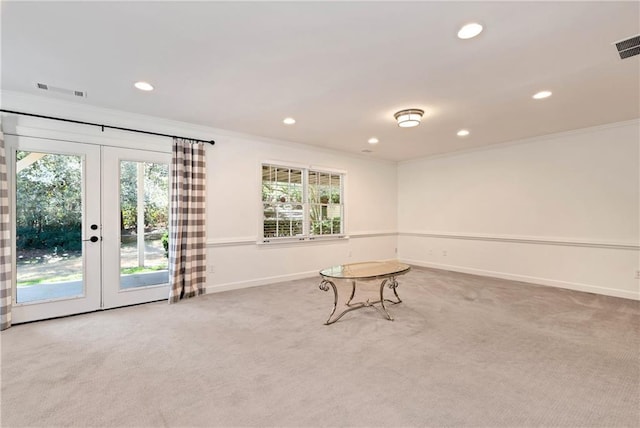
36,82 -> 86,97
614,35 -> 640,59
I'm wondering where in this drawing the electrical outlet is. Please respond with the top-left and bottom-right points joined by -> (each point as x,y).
635,270 -> 640,279
348,250 -> 352,258
442,250 -> 447,256
208,265 -> 216,274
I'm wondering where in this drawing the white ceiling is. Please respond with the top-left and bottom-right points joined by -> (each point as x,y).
2,1 -> 639,161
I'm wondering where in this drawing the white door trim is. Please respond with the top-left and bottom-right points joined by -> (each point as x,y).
101,146 -> 171,309
8,136 -> 102,323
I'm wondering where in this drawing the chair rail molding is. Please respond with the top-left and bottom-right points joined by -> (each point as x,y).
207,231 -> 398,248
349,230 -> 397,238
207,237 -> 257,247
399,231 -> 639,251
207,232 -> 639,250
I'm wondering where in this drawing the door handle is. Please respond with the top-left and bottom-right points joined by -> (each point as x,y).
83,236 -> 100,242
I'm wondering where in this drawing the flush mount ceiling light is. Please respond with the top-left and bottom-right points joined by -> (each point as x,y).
457,129 -> 470,137
134,81 -> 154,91
533,90 -> 552,99
283,117 -> 296,125
394,109 -> 424,128
368,137 -> 379,144
458,23 -> 483,39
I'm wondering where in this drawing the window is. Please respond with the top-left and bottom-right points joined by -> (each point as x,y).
261,163 -> 345,242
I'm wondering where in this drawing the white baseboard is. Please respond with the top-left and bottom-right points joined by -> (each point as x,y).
206,270 -> 318,294
401,258 -> 640,301
204,259 -> 397,295
208,259 -> 640,301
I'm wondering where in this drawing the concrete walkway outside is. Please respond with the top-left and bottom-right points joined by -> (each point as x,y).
16,239 -> 168,303
17,271 -> 169,303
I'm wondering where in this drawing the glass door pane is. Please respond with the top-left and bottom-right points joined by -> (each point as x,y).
102,147 -> 171,309
119,160 -> 169,289
15,151 -> 84,303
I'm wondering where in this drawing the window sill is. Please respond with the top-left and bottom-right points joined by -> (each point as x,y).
258,235 -> 348,245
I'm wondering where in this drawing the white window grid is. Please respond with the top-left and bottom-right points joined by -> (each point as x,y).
261,162 -> 345,243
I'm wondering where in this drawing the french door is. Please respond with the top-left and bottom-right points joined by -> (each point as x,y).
102,147 -> 171,308
10,137 -> 171,323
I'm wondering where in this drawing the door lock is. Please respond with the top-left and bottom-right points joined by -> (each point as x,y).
83,236 -> 100,242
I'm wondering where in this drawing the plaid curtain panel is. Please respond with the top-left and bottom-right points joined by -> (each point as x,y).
0,133 -> 12,329
168,138 -> 207,303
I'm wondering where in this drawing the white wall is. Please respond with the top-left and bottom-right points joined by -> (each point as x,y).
1,91 -> 398,295
398,121 -> 640,299
206,131 -> 397,292
3,91 -> 638,300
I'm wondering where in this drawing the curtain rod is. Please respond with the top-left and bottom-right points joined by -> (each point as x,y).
0,109 -> 215,146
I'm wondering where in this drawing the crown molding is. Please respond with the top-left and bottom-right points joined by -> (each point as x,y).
399,118 -> 640,165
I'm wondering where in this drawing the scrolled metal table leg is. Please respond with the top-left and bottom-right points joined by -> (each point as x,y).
345,280 -> 356,306
319,279 -> 339,325
320,274 -> 404,324
388,276 -> 402,303
378,278 -> 394,321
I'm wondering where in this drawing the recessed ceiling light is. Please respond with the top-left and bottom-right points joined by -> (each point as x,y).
134,81 -> 154,91
458,23 -> 483,39
368,137 -> 379,144
532,90 -> 552,99
457,129 -> 470,137
283,117 -> 296,125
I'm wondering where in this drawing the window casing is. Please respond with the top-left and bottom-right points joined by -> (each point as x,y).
261,163 -> 345,242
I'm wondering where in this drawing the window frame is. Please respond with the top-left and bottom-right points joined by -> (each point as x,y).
259,161 -> 347,244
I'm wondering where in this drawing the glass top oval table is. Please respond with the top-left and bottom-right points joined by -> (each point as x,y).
318,261 -> 411,325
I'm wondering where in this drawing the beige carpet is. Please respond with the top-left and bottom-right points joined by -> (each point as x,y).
1,266 -> 639,427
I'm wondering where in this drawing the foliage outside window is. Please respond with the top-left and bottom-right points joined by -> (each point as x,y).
15,151 -> 83,252
262,163 -> 344,241
119,161 -> 169,234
